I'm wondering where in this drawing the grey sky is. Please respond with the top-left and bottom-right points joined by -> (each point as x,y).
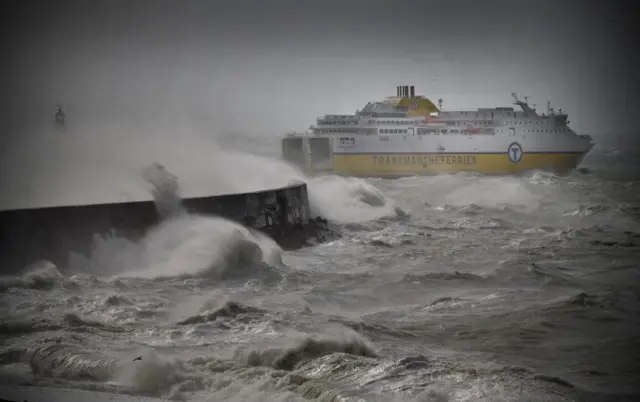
3,0 -> 637,137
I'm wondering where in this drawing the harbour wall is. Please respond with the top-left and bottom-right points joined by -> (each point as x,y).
0,182 -> 330,273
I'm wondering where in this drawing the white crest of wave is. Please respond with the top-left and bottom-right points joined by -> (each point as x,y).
71,213 -> 283,279
307,175 -> 399,223
131,214 -> 282,279
417,174 -> 542,212
0,260 -> 63,290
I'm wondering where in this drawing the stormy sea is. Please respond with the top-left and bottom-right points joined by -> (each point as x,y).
1,137 -> 639,402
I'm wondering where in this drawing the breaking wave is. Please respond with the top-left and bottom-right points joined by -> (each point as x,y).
307,175 -> 403,223
63,213 -> 284,281
0,260 -> 63,291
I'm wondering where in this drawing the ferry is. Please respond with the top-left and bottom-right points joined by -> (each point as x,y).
281,85 -> 594,176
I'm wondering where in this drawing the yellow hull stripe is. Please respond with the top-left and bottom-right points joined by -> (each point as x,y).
331,153 -> 586,176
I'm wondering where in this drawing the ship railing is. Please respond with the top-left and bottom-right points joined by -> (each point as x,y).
316,119 -> 360,125
285,131 -> 313,137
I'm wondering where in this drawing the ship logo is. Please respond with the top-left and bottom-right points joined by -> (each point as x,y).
508,142 -> 523,163
412,101 -> 418,109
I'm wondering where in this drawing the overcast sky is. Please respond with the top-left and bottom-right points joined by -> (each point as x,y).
3,0 -> 637,136
0,0 -> 638,208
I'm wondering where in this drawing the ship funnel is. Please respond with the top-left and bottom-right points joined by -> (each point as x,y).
404,85 -> 409,99
397,86 -> 401,97
410,85 -> 415,98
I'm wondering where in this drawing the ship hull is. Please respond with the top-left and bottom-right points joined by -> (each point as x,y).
282,132 -> 593,177
332,151 -> 587,177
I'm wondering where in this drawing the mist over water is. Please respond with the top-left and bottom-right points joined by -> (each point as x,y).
0,119 -> 399,233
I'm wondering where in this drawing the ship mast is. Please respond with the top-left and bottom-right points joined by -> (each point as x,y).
511,92 -> 537,116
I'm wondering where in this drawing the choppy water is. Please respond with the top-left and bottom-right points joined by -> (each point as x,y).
1,143 -> 639,401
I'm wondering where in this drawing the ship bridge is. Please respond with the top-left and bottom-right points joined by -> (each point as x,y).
316,114 -> 359,125
356,101 -> 408,118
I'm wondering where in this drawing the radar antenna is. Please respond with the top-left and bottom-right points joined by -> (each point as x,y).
511,92 -> 529,106
512,92 -> 536,115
